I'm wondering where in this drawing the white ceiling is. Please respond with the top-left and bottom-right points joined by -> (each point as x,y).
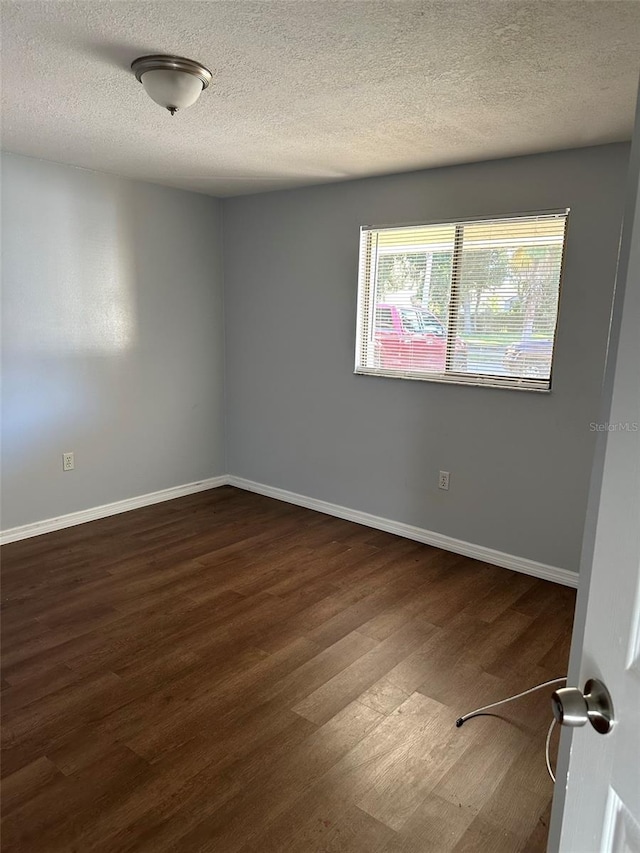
2,1 -> 640,197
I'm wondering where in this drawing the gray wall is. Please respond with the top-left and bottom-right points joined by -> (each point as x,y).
1,153 -> 225,530
223,144 -> 629,572
2,146 -> 629,570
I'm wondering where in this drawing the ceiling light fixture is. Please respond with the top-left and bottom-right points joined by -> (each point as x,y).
131,54 -> 212,116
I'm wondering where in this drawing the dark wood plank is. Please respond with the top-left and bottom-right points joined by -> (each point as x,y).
0,486 -> 575,852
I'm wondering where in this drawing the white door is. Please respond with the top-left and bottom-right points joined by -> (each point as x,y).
548,90 -> 640,852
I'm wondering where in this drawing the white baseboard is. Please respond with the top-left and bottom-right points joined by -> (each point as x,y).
228,475 -> 578,588
1,473 -> 579,589
0,476 -> 229,545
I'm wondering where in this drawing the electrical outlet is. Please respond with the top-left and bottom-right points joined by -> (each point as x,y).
438,470 -> 450,490
62,452 -> 75,471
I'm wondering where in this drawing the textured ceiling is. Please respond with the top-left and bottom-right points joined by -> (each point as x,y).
2,0 -> 640,197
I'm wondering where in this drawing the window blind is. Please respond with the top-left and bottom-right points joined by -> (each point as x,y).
355,210 -> 569,391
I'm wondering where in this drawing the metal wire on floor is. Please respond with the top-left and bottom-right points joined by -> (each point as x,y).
455,676 -> 566,783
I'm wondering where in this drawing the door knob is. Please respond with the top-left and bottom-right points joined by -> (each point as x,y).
551,678 -> 614,734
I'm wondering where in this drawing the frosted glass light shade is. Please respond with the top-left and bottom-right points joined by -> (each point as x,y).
140,70 -> 204,112
131,55 -> 212,115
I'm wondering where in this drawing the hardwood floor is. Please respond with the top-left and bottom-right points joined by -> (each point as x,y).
0,486 -> 576,852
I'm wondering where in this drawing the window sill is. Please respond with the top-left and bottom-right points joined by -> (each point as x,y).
354,366 -> 551,392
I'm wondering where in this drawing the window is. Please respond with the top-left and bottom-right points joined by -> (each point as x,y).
399,308 -> 424,333
355,210 -> 569,391
375,306 -> 394,330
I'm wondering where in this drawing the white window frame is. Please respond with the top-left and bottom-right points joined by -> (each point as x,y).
354,209 -> 569,392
